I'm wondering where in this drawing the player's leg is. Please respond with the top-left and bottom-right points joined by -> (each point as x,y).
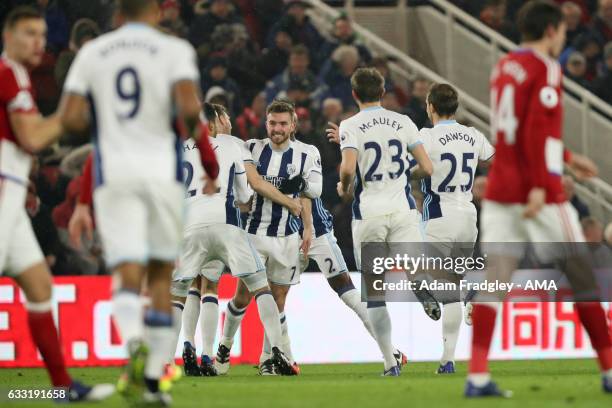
466,201 -> 523,397
438,272 -> 463,374
199,272 -> 220,376
214,279 -> 252,375
542,203 -> 612,392
7,199 -> 113,401
182,276 -> 201,351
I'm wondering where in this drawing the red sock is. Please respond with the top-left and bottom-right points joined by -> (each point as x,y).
27,307 -> 72,387
469,304 -> 498,374
575,302 -> 612,371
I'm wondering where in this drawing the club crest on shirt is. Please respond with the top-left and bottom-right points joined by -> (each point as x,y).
286,163 -> 297,176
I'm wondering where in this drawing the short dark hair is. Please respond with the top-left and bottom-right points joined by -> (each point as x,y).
517,0 -> 563,42
351,67 -> 385,103
427,83 -> 459,117
266,99 -> 296,119
203,102 -> 229,122
3,6 -> 43,31
290,45 -> 310,59
118,0 -> 158,19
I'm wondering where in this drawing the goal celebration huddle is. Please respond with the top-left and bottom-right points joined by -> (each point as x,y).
0,0 -> 611,406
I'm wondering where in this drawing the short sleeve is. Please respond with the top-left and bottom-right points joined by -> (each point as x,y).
402,117 -> 423,151
63,46 -> 91,96
478,131 -> 495,161
0,67 -> 36,113
339,121 -> 357,150
244,139 -> 259,163
168,40 -> 199,83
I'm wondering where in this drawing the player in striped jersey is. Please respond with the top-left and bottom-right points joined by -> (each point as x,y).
214,100 -> 322,375
168,103 -> 297,377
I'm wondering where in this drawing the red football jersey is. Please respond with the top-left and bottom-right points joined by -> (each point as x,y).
486,49 -> 568,204
0,56 -> 38,184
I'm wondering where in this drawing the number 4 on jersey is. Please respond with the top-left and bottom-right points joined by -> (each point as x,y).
491,84 -> 517,145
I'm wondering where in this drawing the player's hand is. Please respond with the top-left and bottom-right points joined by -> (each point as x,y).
569,154 -> 598,180
287,197 -> 302,217
336,181 -> 353,201
326,122 -> 340,144
300,230 -> 312,260
523,188 -> 546,218
202,175 -> 219,195
279,175 -> 306,194
68,203 -> 94,250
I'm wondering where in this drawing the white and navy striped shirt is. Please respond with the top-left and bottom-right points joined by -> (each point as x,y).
182,134 -> 251,232
245,138 -> 322,237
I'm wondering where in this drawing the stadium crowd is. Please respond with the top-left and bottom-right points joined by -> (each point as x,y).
0,0 -> 610,276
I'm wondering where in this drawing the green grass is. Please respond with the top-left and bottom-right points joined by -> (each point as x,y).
0,359 -> 609,407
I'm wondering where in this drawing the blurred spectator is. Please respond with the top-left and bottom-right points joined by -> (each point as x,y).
267,0 -> 323,57
371,57 -> 409,106
590,0 -> 612,42
159,0 -> 187,37
563,175 -> 591,219
37,0 -> 70,54
265,45 -> 327,106
286,76 -> 315,109
318,14 -> 372,66
591,42 -> 612,103
257,28 -> 293,78
205,86 -> 232,111
562,1 -> 589,47
605,222 -> 612,246
320,45 -> 361,109
314,98 -> 343,170
583,217 -> 604,242
564,51 -> 590,86
54,18 -> 100,89
201,56 -> 242,115
561,31 -> 604,80
382,91 -> 403,112
188,0 -> 243,50
236,91 -> 267,140
404,77 -> 431,129
479,0 -> 520,43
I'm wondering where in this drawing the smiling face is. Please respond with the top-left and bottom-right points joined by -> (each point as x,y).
3,17 -> 47,67
266,111 -> 295,146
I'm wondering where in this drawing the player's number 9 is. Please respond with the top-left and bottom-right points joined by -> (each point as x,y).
115,66 -> 141,119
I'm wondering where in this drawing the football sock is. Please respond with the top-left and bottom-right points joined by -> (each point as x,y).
112,288 -> 144,345
575,302 -> 612,371
26,301 -> 72,387
467,373 -> 491,387
255,291 -> 283,350
441,302 -> 462,365
143,310 -> 174,392
168,301 -> 183,364
261,333 -> 271,363
367,302 -> 397,370
220,300 -> 247,348
280,311 -> 295,364
337,285 -> 375,339
182,289 -> 201,347
469,303 -> 499,374
200,293 -> 219,358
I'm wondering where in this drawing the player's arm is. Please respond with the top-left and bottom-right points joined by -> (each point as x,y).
564,149 -> 598,180
69,153 -> 94,250
58,92 -> 90,135
233,156 -> 253,204
245,162 -> 302,216
9,111 -> 63,153
300,196 -> 313,259
338,147 -> 357,199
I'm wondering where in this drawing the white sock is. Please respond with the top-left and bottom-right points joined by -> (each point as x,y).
200,293 -> 219,358
280,312 -> 295,364
261,333 -> 271,364
367,304 -> 397,370
603,368 -> 612,380
182,289 -> 200,347
143,310 -> 174,381
168,302 -> 183,364
112,289 -> 143,345
255,292 -> 282,350
220,300 -> 247,348
441,302 -> 462,365
468,373 -> 491,386
339,288 -> 375,339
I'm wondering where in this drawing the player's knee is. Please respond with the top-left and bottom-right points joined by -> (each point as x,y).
328,273 -> 353,294
242,271 -> 268,294
171,279 -> 191,298
15,262 -> 52,303
115,262 -> 144,290
201,277 -> 218,294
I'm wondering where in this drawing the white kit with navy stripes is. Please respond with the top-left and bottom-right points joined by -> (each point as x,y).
182,134 -> 252,231
244,138 -> 322,237
419,120 -> 494,221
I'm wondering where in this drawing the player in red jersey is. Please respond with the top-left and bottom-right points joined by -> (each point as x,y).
466,0 -> 612,397
0,7 -> 113,402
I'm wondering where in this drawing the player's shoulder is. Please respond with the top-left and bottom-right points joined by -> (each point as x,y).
496,50 -> 559,85
292,139 -> 320,156
215,134 -> 243,152
0,57 -> 30,88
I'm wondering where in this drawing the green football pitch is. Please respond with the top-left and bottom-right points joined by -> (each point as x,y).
0,359 -> 609,407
